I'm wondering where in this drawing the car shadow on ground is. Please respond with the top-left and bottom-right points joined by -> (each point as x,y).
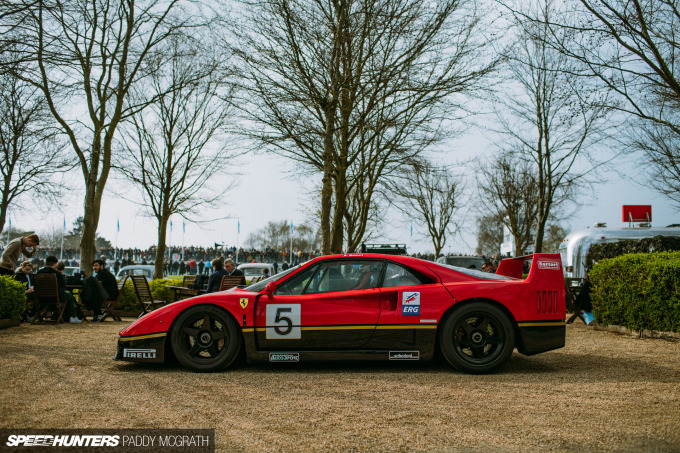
111,350 -> 680,384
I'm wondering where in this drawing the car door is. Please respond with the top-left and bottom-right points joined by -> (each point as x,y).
367,261 -> 450,350
254,259 -> 383,350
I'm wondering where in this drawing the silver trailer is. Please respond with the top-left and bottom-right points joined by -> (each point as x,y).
559,225 -> 680,279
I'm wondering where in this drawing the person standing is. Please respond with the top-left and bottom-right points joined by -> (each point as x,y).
0,234 -> 39,275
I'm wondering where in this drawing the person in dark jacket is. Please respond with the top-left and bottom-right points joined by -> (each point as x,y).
224,258 -> 244,279
37,255 -> 80,323
14,260 -> 35,319
205,258 -> 229,293
85,259 -> 119,322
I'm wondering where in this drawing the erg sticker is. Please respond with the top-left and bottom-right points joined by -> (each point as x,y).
402,291 -> 420,316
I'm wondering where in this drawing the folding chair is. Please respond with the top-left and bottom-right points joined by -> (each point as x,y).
31,273 -> 65,324
219,275 -> 246,291
179,275 -> 198,299
98,276 -> 128,322
130,275 -> 167,316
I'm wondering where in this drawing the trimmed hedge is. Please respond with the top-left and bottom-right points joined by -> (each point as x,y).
589,251 -> 680,333
586,235 -> 680,271
117,278 -> 179,312
0,275 -> 27,321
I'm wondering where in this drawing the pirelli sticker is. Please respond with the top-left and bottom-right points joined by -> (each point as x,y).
123,348 -> 157,359
239,298 -> 249,309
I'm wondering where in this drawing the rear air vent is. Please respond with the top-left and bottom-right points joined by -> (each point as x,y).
536,291 -> 559,315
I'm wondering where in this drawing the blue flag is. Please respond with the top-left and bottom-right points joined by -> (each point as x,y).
238,220 -> 240,234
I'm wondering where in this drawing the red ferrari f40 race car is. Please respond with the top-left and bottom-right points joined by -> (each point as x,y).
115,253 -> 565,374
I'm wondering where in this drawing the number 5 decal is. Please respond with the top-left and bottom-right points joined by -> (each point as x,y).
266,304 -> 301,339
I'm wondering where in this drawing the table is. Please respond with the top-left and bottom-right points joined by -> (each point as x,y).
565,278 -> 585,324
66,283 -> 88,321
166,285 -> 206,302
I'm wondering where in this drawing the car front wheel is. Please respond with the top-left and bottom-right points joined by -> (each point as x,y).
171,305 -> 241,372
439,303 -> 515,374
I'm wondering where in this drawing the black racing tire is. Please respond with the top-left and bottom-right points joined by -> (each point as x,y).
171,305 -> 241,372
439,303 -> 515,374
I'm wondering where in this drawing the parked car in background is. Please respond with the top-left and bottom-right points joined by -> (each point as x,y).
237,263 -> 276,284
435,255 -> 486,270
63,266 -> 81,276
116,265 -> 156,281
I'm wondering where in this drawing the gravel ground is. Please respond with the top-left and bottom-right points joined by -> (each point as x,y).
0,320 -> 679,452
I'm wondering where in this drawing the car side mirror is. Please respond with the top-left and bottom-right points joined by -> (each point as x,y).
265,281 -> 276,299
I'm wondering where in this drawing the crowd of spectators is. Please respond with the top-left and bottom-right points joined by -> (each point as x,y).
17,245 -> 323,272
9,244 -> 484,276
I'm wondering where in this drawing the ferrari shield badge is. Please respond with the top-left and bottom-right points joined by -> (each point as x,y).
239,298 -> 249,309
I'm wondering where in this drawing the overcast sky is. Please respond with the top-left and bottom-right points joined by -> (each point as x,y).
9,127 -> 679,256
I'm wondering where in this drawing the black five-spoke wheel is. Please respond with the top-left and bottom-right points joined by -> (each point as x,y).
440,303 -> 515,374
171,305 -> 241,372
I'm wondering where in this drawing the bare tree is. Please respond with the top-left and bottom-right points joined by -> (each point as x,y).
3,0 -> 195,271
234,0 -> 496,254
475,213 -> 504,257
545,0 -> 680,206
542,223 -> 567,253
247,220 -> 321,253
495,0 -> 606,252
0,63 -> 70,234
477,151 -> 538,257
117,35 -> 237,279
391,162 -> 461,258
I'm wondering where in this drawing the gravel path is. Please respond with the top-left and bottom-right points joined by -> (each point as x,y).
1,320 -> 678,452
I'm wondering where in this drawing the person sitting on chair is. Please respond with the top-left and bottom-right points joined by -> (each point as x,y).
206,258 -> 229,293
225,259 -> 244,278
37,255 -> 81,323
90,260 -> 119,322
14,260 -> 35,319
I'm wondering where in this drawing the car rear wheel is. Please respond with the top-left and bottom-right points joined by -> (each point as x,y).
439,303 -> 515,374
171,305 -> 241,372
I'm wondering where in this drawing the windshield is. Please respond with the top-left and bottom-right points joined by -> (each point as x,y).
245,263 -> 304,292
242,267 -> 267,276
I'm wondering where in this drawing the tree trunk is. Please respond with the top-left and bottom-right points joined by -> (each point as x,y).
79,184 -> 99,273
154,215 -> 169,280
320,106 -> 336,255
330,165 -> 346,254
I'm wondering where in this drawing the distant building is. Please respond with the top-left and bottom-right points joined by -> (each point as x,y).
500,223 -> 534,257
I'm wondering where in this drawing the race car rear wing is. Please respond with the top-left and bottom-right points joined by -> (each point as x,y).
496,254 -> 563,280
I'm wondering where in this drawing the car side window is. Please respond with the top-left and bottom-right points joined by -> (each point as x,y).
304,260 -> 383,294
275,264 -> 318,295
382,262 -> 427,288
